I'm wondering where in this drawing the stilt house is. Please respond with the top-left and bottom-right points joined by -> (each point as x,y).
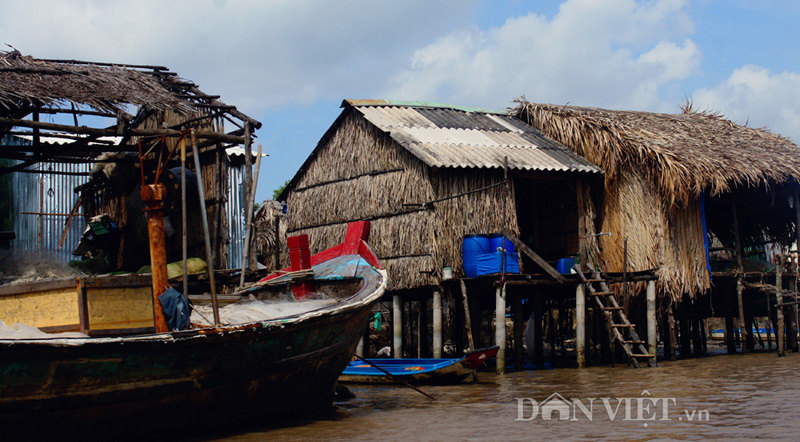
279,99 -> 603,294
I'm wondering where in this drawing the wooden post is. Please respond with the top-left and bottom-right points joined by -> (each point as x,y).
744,314 -> 755,353
679,318 -> 691,357
647,280 -> 657,357
433,290 -> 443,358
460,279 -> 475,351
512,295 -> 524,370
495,282 -> 507,374
180,137 -> 188,299
725,291 -> 737,354
418,299 -> 428,358
576,283 -> 586,368
190,130 -> 219,325
665,296 -> 677,360
692,318 -> 704,356
393,294 -> 403,358
731,196 -> 748,354
239,144 -> 262,286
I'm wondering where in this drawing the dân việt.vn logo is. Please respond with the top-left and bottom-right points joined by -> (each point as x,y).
515,390 -> 710,426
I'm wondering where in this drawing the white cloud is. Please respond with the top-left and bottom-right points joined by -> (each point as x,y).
0,0 -> 474,114
383,0 -> 700,111
692,65 -> 800,142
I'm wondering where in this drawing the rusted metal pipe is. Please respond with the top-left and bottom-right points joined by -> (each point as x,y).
140,183 -> 169,333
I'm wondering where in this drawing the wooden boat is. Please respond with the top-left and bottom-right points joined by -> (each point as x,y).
339,346 -> 499,385
0,221 -> 386,439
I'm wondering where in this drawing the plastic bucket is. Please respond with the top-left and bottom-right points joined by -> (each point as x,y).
462,234 -> 489,278
488,233 -> 516,255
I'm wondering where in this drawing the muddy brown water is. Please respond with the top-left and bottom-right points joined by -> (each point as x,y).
192,349 -> 800,441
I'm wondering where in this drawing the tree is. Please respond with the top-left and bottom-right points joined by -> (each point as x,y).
273,179 -> 290,200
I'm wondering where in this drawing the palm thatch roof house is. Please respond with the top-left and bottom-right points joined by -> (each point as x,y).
513,99 -> 800,357
280,99 -> 602,293
0,50 -> 261,275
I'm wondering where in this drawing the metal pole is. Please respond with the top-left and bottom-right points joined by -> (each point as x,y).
393,294 -> 403,358
576,283 -> 586,368
433,290 -> 443,358
647,280 -> 657,357
190,129 -> 220,325
496,282 -> 507,374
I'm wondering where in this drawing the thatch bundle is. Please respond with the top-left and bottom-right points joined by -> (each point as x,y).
284,110 -> 517,291
0,50 -> 192,114
513,100 -> 800,300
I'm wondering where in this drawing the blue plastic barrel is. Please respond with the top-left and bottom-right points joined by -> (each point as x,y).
462,234 -> 490,278
489,233 -> 516,255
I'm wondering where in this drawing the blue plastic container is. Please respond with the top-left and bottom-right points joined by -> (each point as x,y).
556,257 -> 576,274
488,233 -> 516,255
462,234 -> 490,278
476,252 -> 520,276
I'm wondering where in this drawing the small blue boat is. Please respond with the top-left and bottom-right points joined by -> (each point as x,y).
339,347 -> 498,385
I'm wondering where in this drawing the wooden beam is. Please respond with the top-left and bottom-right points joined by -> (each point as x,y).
500,228 -> 565,283
0,117 -> 245,144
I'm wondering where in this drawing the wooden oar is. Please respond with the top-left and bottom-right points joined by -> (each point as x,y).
352,354 -> 436,401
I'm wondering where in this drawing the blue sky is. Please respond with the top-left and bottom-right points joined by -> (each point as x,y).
3,0 -> 800,202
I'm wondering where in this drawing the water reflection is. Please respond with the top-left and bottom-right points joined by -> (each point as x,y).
196,350 -> 800,442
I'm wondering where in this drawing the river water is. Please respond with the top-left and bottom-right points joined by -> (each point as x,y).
194,349 -> 800,441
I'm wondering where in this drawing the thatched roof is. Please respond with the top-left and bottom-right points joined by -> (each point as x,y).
512,100 -> 800,205
0,50 -> 260,127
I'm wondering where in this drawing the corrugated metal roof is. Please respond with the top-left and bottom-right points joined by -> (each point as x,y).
345,101 -> 601,174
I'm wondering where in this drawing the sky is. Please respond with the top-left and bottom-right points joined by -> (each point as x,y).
3,0 -> 800,202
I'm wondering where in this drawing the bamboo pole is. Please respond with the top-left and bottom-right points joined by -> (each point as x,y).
393,294 -> 402,358
190,129 -> 220,325
460,279 -> 475,350
239,144 -> 263,287
576,283 -> 586,368
647,280 -> 657,357
495,282 -> 507,374
180,137 -> 188,298
731,196 -> 748,354
433,290 -> 443,358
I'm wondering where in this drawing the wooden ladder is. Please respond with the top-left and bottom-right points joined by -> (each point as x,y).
575,267 -> 657,368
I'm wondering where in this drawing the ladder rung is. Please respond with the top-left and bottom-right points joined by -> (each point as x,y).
586,279 -> 605,283
602,307 -> 624,311
624,340 -> 645,344
590,291 -> 614,296
612,324 -> 634,328
630,354 -> 654,358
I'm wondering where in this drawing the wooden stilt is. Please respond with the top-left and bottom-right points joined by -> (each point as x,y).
433,290 -> 443,358
576,283 -> 586,368
393,294 -> 402,358
665,297 -> 677,360
731,196 -> 748,354
495,282 -> 507,374
679,318 -> 692,357
418,299 -> 428,358
725,290 -> 737,354
460,279 -> 475,351
646,280 -> 657,357
692,318 -> 704,356
777,257 -> 785,356
744,314 -> 755,352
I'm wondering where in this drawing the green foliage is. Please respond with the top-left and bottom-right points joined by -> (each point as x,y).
273,179 -> 290,200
